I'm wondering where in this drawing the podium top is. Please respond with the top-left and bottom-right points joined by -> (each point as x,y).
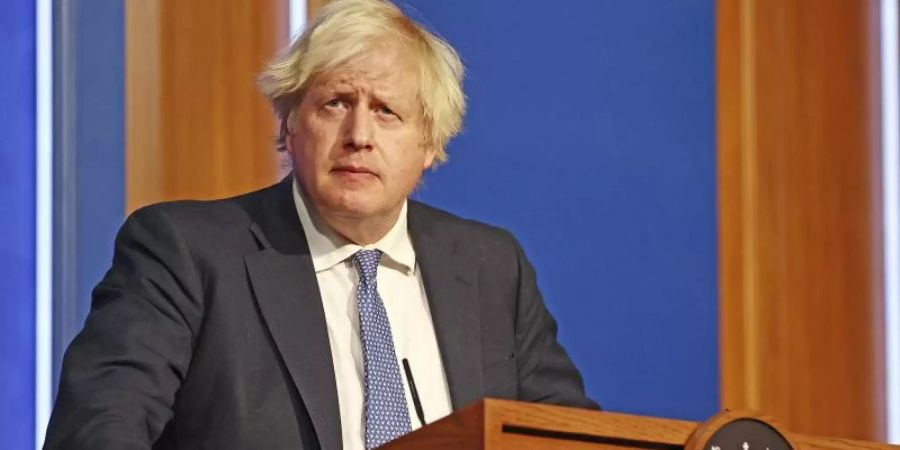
383,399 -> 899,450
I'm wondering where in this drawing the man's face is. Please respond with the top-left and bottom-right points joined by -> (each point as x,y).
287,42 -> 435,228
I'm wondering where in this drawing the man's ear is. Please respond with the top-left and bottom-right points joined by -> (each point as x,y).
283,114 -> 301,153
423,146 -> 437,170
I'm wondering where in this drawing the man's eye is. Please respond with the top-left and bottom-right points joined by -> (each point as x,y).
378,106 -> 397,117
325,99 -> 344,108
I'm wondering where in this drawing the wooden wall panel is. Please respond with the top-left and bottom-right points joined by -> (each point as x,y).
718,0 -> 886,441
126,0 -> 289,213
308,0 -> 328,18
126,0 -> 162,212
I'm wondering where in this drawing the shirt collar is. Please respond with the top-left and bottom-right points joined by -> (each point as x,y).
292,177 -> 417,275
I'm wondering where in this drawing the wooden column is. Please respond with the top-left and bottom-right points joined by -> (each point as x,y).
718,0 -> 886,441
307,0 -> 328,18
126,0 -> 289,212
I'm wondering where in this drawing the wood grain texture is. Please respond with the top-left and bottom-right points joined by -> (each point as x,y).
384,399 -> 697,450
384,401 -> 487,449
126,0 -> 162,212
718,0 -> 886,441
384,400 -> 898,450
126,0 -> 289,213
483,399 -> 697,447
795,434 -> 900,450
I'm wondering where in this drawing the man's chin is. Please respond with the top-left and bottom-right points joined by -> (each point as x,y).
320,195 -> 386,220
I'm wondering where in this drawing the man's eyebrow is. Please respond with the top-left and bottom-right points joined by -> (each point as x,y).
313,81 -> 411,107
311,87 -> 358,102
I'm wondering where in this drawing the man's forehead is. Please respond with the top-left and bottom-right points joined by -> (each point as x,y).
312,58 -> 419,98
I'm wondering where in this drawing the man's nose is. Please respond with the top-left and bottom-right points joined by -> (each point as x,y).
343,107 -> 374,152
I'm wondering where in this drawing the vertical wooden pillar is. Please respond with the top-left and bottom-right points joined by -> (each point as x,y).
308,0 -> 328,18
718,0 -> 886,440
126,0 -> 289,213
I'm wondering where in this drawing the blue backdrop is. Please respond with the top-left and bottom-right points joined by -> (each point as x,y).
0,0 -> 36,447
404,0 -> 719,420
13,3 -> 719,444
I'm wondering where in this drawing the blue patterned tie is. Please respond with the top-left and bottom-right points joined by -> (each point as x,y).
352,250 -> 411,449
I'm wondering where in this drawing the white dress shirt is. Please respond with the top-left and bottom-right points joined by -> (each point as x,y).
292,180 -> 453,449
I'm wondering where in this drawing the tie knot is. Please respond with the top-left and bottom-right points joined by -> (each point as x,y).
352,249 -> 382,283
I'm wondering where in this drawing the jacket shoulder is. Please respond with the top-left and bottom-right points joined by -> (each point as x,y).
409,200 -> 514,237
408,200 -> 522,261
124,181 -> 284,249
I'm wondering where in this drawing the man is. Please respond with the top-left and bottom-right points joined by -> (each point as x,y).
44,0 -> 597,448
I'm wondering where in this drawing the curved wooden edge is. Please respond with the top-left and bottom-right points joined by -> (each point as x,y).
685,410 -> 798,450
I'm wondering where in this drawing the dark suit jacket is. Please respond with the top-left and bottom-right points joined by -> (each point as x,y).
44,177 -> 597,449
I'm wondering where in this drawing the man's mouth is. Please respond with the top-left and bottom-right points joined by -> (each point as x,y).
332,165 -> 378,178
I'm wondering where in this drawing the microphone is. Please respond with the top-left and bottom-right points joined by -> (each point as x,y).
401,358 -> 427,428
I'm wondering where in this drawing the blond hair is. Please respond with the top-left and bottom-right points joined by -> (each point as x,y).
258,0 -> 466,163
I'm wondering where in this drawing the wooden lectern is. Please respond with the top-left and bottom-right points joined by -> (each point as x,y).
383,399 -> 898,450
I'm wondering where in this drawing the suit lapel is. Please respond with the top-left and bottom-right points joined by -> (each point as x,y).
408,203 -> 485,410
238,178 -> 486,446
239,178 -> 341,450
245,250 -> 341,450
